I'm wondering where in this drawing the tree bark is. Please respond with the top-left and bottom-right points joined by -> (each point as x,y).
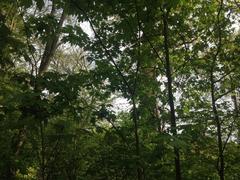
38,9 -> 66,75
210,72 -> 224,180
211,1 -> 224,179
132,97 -> 142,180
162,9 -> 182,180
231,93 -> 240,144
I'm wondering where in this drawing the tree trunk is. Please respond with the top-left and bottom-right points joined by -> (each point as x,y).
38,9 -> 66,75
162,9 -> 182,180
210,1 -> 224,179
210,72 -> 224,180
132,97 -> 142,180
231,93 -> 240,144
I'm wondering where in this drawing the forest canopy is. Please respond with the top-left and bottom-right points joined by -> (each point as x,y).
0,0 -> 240,179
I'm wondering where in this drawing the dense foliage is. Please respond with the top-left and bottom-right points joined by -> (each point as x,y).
0,0 -> 240,179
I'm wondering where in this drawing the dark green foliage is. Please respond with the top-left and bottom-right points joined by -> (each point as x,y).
0,0 -> 240,179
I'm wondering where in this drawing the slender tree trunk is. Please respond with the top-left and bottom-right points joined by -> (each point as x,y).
40,121 -> 45,180
162,9 -> 182,180
132,1 -> 142,177
132,97 -> 142,180
231,93 -> 240,144
210,72 -> 224,180
210,1 -> 224,179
